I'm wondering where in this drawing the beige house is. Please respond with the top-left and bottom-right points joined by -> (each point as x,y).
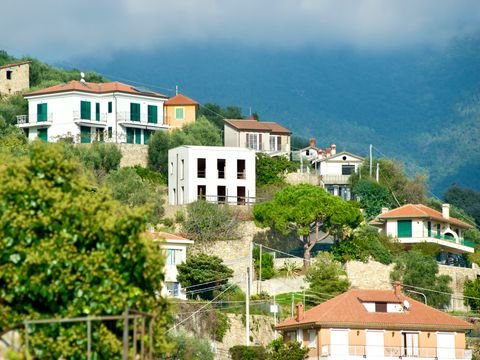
164,93 -> 198,130
224,118 -> 291,157
0,61 -> 30,96
277,283 -> 473,359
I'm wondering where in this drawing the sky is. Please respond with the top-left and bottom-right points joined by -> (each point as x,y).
2,0 -> 480,61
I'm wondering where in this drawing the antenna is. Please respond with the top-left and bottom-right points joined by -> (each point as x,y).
80,72 -> 86,83
175,85 -> 178,95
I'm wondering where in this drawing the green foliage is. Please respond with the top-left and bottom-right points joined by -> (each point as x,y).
104,167 -> 165,223
0,94 -> 28,125
411,242 -> 441,257
427,198 -> 477,227
67,142 -> 122,180
256,153 -> 297,186
351,179 -> 395,219
182,200 -> 239,242
0,142 -> 169,357
0,116 -> 28,155
254,184 -> 363,267
229,345 -> 267,360
167,330 -> 215,360
253,247 -> 275,280
464,278 -> 480,311
444,184 -> 480,226
148,116 -> 222,174
390,251 -> 452,309
465,229 -> 480,248
266,338 -> 308,360
277,260 -> 302,278
305,252 -> 350,302
198,103 -> 244,130
177,253 -> 234,300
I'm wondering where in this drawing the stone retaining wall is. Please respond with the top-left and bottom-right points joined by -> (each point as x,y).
118,143 -> 148,167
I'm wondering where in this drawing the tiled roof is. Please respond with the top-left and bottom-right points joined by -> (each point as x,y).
164,93 -> 198,106
224,119 -> 291,135
144,231 -> 193,243
277,288 -> 472,331
25,80 -> 167,98
0,61 -> 30,70
377,204 -> 472,228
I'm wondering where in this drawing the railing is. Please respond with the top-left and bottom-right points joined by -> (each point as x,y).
218,170 -> 225,179
116,112 -> 164,126
429,231 -> 473,248
197,170 -> 206,178
237,171 -> 246,180
320,174 -> 351,185
197,194 -> 256,205
73,111 -> 107,123
16,114 -> 53,125
266,144 -> 289,154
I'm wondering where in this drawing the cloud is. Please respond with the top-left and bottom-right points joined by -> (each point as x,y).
3,0 -> 480,60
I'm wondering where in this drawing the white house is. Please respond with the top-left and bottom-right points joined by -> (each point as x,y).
223,118 -> 291,157
147,231 -> 194,300
16,80 -> 169,144
168,145 -> 256,205
370,203 -> 474,255
313,150 -> 364,200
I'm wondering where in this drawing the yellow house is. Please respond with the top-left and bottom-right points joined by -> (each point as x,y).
277,283 -> 473,359
163,93 -> 198,130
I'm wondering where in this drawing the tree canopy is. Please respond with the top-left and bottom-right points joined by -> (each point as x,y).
444,184 -> 480,226
198,103 -> 244,130
256,153 -> 298,187
0,142 -> 169,357
253,184 -> 363,268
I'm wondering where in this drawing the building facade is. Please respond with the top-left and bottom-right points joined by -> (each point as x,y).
17,80 -> 169,143
277,283 -> 473,360
168,145 -> 256,205
224,119 -> 291,157
164,93 -> 198,130
0,61 -> 30,96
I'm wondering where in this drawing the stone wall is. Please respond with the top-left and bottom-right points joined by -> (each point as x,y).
118,143 -> 148,168
285,171 -> 320,186
0,62 -> 29,96
439,264 -> 479,311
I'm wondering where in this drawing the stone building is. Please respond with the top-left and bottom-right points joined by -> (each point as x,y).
0,61 -> 30,96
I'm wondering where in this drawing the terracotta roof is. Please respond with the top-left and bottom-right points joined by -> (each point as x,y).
164,93 -> 198,106
376,204 -> 472,228
25,80 -> 167,98
224,119 -> 291,135
144,231 -> 193,243
277,288 -> 472,331
0,61 -> 30,70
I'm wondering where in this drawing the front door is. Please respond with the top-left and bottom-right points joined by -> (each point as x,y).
330,329 -> 349,357
403,332 -> 419,356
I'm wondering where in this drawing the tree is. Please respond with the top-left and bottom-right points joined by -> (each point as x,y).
167,330 -> 215,360
253,184 -> 363,268
69,142 -> 122,180
464,278 -> 480,310
390,251 -> 452,309
305,252 -> 350,302
266,338 -> 308,360
177,253 -> 234,300
198,103 -> 244,130
182,200 -> 239,242
256,153 -> 297,186
0,142 -> 169,357
351,179 -> 394,220
253,247 -> 275,280
444,184 -> 480,226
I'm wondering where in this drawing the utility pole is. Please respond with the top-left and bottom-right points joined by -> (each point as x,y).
369,144 -> 373,178
122,307 -> 129,360
259,244 -> 262,294
273,295 -> 277,337
291,293 -> 294,317
175,85 -> 178,95
376,162 -> 379,182
246,267 -> 251,346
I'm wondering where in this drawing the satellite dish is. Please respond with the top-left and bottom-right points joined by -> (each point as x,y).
80,72 -> 85,78
403,300 -> 410,309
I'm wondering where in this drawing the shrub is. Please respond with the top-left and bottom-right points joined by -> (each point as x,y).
167,330 -> 215,360
267,338 -> 308,360
253,247 -> 275,280
229,345 -> 267,360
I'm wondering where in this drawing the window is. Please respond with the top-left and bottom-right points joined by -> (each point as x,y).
126,128 -> 134,144
95,103 -> 100,121
144,129 -> 152,144
37,128 -> 48,142
237,186 -> 246,205
148,105 -> 158,123
180,186 -> 184,204
108,101 -> 112,113
130,102 -> 140,121
308,329 -> 317,348
269,135 -> 282,152
170,162 -> 173,175
166,282 -> 179,297
135,129 -> 141,144
217,159 -> 226,179
237,159 -> 246,179
197,185 -> 206,200
197,158 -> 206,178
175,107 -> 184,120
6,70 -> 12,80
166,249 -> 181,265
402,332 -> 419,356
37,103 -> 48,122
180,159 -> 184,180
80,101 -> 91,120
80,126 -> 91,143
246,133 -> 262,150
436,224 -> 441,238
96,128 -> 104,142
286,331 -> 296,342
217,186 -> 226,204
23,128 -> 29,139
108,127 -> 113,139
342,165 -> 355,175
427,221 -> 432,237
397,220 -> 412,238
375,302 -> 387,312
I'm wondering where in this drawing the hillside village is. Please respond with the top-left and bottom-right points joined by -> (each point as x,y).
1,56 -> 480,360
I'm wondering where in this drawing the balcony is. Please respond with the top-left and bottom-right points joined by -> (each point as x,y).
116,112 -> 168,130
320,174 -> 351,185
396,232 -> 474,254
73,111 -> 107,127
16,114 -> 53,127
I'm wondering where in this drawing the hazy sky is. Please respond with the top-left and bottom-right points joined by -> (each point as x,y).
3,0 -> 480,60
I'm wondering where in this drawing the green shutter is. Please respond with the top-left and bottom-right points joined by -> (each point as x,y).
397,220 -> 412,238
108,101 -> 112,113
80,126 -> 91,143
130,103 -> 140,121
126,128 -> 134,143
175,107 -> 184,119
37,103 -> 47,122
148,105 -> 158,123
144,130 -> 152,144
135,129 -> 141,144
37,128 -> 48,141
96,103 -> 100,121
427,221 -> 432,237
81,101 -> 91,120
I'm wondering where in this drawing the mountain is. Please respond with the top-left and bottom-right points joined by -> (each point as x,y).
73,35 -> 480,194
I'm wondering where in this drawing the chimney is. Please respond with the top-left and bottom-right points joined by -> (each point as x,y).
393,281 -> 401,297
295,303 -> 304,322
442,204 -> 450,219
331,144 -> 337,155
248,115 -> 255,120
309,137 -> 316,148
381,207 -> 389,214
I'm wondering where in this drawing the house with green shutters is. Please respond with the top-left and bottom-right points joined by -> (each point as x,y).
16,80 -> 169,144
371,203 -> 474,255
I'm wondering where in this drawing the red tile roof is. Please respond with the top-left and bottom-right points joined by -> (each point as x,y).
144,231 -> 193,243
224,119 -> 291,135
164,93 -> 198,106
377,204 -> 472,228
25,80 -> 167,98
0,61 -> 31,70
277,288 -> 472,331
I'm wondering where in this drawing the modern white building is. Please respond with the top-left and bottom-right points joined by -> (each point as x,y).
168,145 -> 256,205
16,80 -> 169,143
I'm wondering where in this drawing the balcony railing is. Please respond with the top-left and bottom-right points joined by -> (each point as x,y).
73,111 -> 107,123
16,114 -> 53,125
116,112 -> 164,126
321,174 -> 351,185
429,231 -> 474,248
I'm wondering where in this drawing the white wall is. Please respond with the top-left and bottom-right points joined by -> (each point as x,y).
318,153 -> 363,176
